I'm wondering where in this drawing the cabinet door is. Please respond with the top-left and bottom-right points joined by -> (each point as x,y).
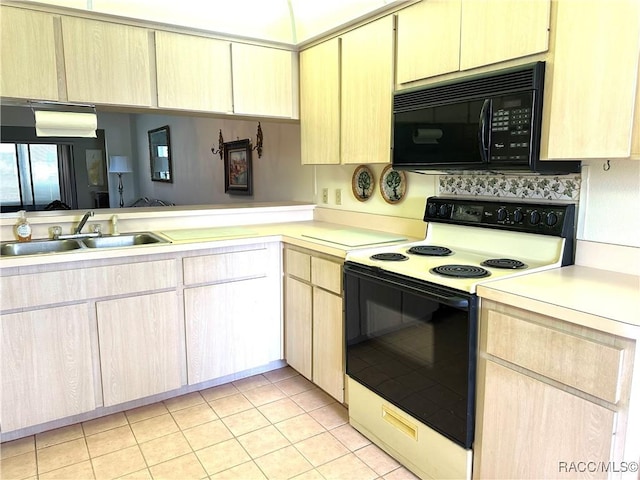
313,288 -> 344,402
1,305 -> 96,432
396,0 -> 461,84
284,276 -> 312,380
231,43 -> 294,117
300,38 -> 340,164
341,16 -> 394,165
0,6 -> 59,101
97,291 -> 183,406
460,0 -> 550,71
62,16 -> 152,106
474,361 -> 615,479
632,58 -> 640,159
156,31 -> 232,113
185,277 -> 281,383
543,0 -> 640,159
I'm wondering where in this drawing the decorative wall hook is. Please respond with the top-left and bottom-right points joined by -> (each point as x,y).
252,122 -> 263,158
211,129 -> 224,160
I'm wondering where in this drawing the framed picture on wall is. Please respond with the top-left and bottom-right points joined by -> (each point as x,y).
224,139 -> 253,195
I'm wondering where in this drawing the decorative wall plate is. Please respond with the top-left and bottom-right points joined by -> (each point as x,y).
351,165 -> 375,202
380,165 -> 407,204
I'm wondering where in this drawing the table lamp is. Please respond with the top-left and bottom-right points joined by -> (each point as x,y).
109,156 -> 132,208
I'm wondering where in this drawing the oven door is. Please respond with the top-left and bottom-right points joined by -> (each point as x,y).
344,261 -> 477,449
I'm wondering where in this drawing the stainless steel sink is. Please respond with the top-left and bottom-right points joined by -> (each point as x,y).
1,239 -> 85,256
81,232 -> 169,248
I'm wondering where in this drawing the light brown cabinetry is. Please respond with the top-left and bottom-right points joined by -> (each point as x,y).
300,15 -> 394,165
341,16 -> 395,165
632,59 -> 640,159
396,0 -> 550,85
542,0 -> 640,160
97,291 -> 183,406
231,43 -> 295,118
396,0 -> 461,85
474,299 -> 636,479
459,0 -> 550,71
61,16 -> 153,106
284,246 -> 344,401
300,38 -> 340,165
0,257 -> 180,435
1,304 -> 96,432
183,243 -> 282,384
155,31 -> 232,113
0,6 -> 59,101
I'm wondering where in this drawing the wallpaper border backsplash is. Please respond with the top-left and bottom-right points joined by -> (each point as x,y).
438,174 -> 581,201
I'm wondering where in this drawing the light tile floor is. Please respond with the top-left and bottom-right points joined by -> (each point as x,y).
1,367 -> 420,480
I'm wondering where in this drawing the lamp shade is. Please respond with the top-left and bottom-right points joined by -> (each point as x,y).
35,110 -> 97,138
109,156 -> 132,173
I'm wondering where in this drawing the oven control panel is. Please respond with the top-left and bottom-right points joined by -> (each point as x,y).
424,197 -> 575,237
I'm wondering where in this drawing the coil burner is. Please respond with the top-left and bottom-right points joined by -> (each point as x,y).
481,258 -> 527,269
430,264 -> 491,278
407,245 -> 453,256
370,253 -> 409,261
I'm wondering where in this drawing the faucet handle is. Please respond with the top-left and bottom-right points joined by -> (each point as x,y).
50,226 -> 62,239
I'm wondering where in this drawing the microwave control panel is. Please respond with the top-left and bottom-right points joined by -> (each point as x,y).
490,92 -> 533,162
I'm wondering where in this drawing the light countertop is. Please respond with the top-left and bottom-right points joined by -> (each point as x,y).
478,265 -> 640,336
0,221 -> 413,269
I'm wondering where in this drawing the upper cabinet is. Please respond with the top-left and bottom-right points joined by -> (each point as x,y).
632,60 -> 640,160
155,31 -> 232,113
300,16 -> 394,165
300,38 -> 340,165
0,6 -> 59,101
396,0 -> 461,84
341,16 -> 395,165
396,0 -> 551,85
61,16 -> 153,106
231,43 -> 295,118
541,0 -> 640,160
459,0 -> 550,71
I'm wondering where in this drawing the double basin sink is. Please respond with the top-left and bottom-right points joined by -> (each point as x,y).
1,232 -> 169,257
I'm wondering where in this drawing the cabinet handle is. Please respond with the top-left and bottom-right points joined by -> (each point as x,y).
382,405 -> 418,441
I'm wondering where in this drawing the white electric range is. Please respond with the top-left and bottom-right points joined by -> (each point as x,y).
344,196 -> 576,480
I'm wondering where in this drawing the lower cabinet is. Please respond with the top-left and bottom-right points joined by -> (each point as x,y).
474,299 -> 636,479
1,304 -> 96,432
183,242 -> 282,385
284,245 -> 344,402
96,291 -> 183,407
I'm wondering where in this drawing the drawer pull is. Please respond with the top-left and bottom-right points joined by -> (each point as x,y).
382,405 -> 418,440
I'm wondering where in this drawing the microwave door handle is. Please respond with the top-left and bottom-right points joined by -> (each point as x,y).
478,99 -> 491,163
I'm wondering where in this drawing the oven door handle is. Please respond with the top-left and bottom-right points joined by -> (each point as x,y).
344,265 -> 469,309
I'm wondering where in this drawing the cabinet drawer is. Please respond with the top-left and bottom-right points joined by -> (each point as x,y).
284,248 -> 311,281
311,256 -> 341,294
183,248 -> 268,285
1,259 -> 177,310
348,378 -> 470,480
486,310 -> 625,403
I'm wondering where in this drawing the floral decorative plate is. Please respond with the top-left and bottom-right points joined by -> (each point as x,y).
380,165 -> 407,204
351,165 -> 374,202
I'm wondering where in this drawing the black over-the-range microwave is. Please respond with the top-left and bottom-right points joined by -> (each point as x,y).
392,62 -> 580,174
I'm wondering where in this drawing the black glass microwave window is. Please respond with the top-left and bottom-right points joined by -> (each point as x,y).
344,268 -> 476,448
393,99 -> 486,168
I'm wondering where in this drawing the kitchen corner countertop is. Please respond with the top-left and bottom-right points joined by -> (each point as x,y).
477,265 -> 640,334
0,221 -> 415,269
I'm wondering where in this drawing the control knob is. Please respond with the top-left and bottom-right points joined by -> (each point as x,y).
513,209 -> 524,223
546,212 -> 558,226
427,203 -> 438,217
529,210 -> 541,225
497,207 -> 508,222
438,204 -> 450,217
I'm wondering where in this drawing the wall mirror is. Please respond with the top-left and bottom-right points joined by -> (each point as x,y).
149,125 -> 172,183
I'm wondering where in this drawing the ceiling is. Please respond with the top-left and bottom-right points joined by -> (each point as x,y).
17,0 -> 410,45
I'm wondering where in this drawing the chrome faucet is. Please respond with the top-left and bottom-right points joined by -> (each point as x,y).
75,210 -> 94,234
